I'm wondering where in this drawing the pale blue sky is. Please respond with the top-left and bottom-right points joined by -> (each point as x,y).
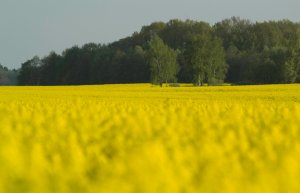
0,0 -> 299,69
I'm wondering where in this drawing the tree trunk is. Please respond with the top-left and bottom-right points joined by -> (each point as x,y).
197,74 -> 201,86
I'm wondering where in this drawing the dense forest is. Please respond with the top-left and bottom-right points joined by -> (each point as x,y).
1,17 -> 300,86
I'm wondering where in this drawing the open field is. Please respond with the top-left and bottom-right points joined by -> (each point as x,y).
0,84 -> 300,193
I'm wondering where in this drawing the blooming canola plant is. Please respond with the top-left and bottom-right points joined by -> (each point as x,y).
0,84 -> 300,193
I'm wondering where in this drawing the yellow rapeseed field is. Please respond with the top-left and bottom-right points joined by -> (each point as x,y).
0,84 -> 300,193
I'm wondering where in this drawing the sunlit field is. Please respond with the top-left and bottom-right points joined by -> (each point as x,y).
1,84 -> 300,193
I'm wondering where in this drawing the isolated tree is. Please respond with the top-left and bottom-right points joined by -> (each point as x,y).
147,35 -> 179,86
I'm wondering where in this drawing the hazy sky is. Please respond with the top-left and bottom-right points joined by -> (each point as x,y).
0,0 -> 299,69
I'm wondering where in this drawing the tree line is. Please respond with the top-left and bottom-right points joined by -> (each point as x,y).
0,64 -> 18,85
2,17 -> 300,86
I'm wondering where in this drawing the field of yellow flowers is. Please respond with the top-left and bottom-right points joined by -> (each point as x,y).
0,84 -> 300,193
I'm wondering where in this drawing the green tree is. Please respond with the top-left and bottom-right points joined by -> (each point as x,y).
0,64 -> 18,85
184,36 -> 206,85
206,38 -> 228,85
61,46 -> 83,85
213,17 -> 255,51
40,52 -> 63,85
255,47 -> 297,84
147,35 -> 179,87
185,35 -> 227,86
18,56 -> 42,85
283,58 -> 297,83
295,28 -> 300,82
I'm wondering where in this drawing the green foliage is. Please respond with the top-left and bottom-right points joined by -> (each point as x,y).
296,28 -> 300,82
184,35 -> 227,86
15,18 -> 300,86
40,52 -> 63,85
214,18 -> 300,84
18,56 -> 42,85
214,17 -> 254,51
147,35 -> 179,86
0,64 -> 18,85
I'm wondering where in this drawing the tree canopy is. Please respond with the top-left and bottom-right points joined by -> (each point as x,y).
4,17 -> 298,86
184,34 -> 227,85
147,35 -> 179,86
0,64 -> 18,85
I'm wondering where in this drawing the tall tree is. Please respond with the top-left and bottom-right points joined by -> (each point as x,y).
147,35 -> 179,87
295,28 -> 300,82
18,56 -> 42,85
61,46 -> 83,85
40,52 -> 63,85
184,35 -> 227,86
